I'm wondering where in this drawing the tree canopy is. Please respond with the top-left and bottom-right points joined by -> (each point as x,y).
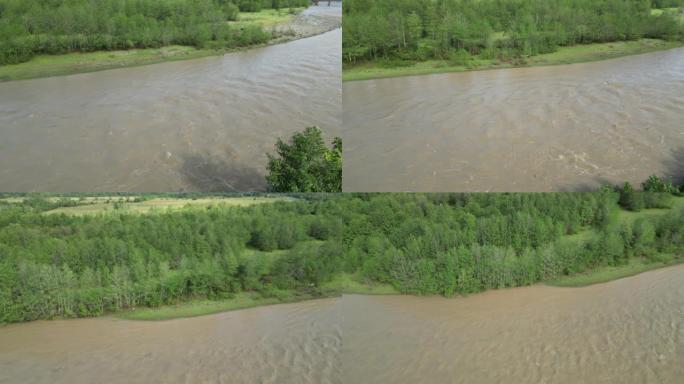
1,188 -> 682,323
266,127 -> 343,192
343,0 -> 684,64
0,0 -> 311,65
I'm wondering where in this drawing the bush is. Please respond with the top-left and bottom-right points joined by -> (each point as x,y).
448,49 -> 472,66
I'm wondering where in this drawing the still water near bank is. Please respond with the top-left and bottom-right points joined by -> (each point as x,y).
0,16 -> 341,192
343,48 -> 684,192
1,265 -> 682,384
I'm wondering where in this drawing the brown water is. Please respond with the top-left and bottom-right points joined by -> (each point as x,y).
343,48 -> 684,192
0,7 -> 341,192
0,298 -> 345,384
2,265 -> 682,383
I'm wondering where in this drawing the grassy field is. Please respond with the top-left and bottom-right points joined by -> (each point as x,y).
0,8 -> 303,82
233,7 -> 304,28
0,46 -> 216,82
120,292 -> 311,321
343,39 -> 684,81
43,196 -> 292,216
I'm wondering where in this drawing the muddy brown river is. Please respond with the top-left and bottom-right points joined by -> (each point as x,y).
343,48 -> 684,192
1,265 -> 682,384
0,6 -> 341,192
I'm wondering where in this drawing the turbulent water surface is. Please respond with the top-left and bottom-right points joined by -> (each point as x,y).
1,265 -> 683,383
343,48 -> 684,191
0,6 -> 341,192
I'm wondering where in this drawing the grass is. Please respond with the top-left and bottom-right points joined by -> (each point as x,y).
119,291 -> 313,321
43,196 -> 292,216
0,8 -> 303,82
651,7 -> 684,22
119,272 -> 395,321
0,46 -> 216,82
615,196 -> 684,226
547,256 -> 684,287
343,38 -> 684,81
233,7 -> 304,28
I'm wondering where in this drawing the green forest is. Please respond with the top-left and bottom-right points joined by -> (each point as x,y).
342,0 -> 684,65
1,178 -> 682,323
0,0 -> 311,65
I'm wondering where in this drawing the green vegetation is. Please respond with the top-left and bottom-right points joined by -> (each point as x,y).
120,291 -> 311,320
343,39 -> 683,81
234,7 -> 306,28
343,0 -> 684,80
1,182 -> 682,324
0,46 -> 209,82
0,0 -> 310,81
266,127 -> 343,192
615,175 -> 681,212
43,197 -> 291,216
122,274 -> 396,320
547,256 -> 683,287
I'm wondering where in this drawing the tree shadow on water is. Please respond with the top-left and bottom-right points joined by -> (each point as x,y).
662,146 -> 684,187
558,147 -> 684,192
557,176 -> 617,192
179,153 -> 267,192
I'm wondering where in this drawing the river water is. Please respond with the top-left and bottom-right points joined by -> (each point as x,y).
0,7 -> 341,192
1,265 -> 682,383
343,48 -> 684,192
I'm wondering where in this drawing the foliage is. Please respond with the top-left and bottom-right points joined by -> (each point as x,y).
0,0 -> 310,65
642,175 -> 678,193
266,127 -> 343,192
343,0 -> 684,64
0,190 -> 682,323
616,178 -> 676,211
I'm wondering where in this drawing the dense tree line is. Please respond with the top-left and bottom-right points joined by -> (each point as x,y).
0,0 -> 310,65
1,190 -> 682,323
343,0 -> 684,64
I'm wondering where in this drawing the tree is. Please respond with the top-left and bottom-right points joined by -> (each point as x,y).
266,127 -> 342,192
617,182 -> 644,211
642,175 -> 677,193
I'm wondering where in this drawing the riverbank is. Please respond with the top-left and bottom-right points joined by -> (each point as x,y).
2,192 -> 681,324
121,197 -> 684,321
545,197 -> 684,287
343,39 -> 684,81
547,256 -> 684,287
0,6 -> 341,82
119,256 -> 684,321
120,273 -> 397,321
